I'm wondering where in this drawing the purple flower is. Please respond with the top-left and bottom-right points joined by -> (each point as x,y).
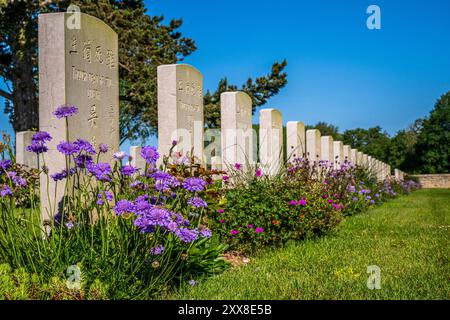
217,209 -> 225,214
7,172 -> 27,187
255,168 -> 263,177
332,203 -> 340,210
230,229 -> 239,235
199,227 -> 212,238
121,165 -> 138,176
176,228 -> 198,243
290,200 -> 298,206
255,227 -> 264,233
234,163 -> 242,170
247,224 -> 254,229
172,140 -> 178,146
188,280 -> 196,286
114,151 -> 127,160
0,185 -> 13,197
140,146 -> 160,164
74,154 -> 93,168
97,191 -> 113,206
222,175 -> 229,182
87,163 -> 111,182
57,141 -> 80,156
348,185 -> 356,193
53,105 -> 78,118
65,221 -> 74,229
298,198 -> 307,206
0,160 -> 12,171
32,131 -> 52,143
114,199 -> 134,216
74,139 -> 96,154
27,141 -> 48,154
150,245 -> 165,256
352,197 -> 358,201
187,195 -> 208,208
51,170 -> 68,182
50,168 -> 75,182
98,143 -> 108,154
182,177 -> 206,192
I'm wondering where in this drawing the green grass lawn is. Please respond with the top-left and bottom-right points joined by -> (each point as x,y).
170,189 -> 450,300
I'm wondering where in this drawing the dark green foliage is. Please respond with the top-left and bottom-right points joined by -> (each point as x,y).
204,60 -> 288,128
342,126 -> 391,161
306,121 -> 342,140
1,1 -> 287,145
412,92 -> 450,173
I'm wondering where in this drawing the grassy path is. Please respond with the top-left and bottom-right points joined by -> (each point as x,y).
171,189 -> 450,299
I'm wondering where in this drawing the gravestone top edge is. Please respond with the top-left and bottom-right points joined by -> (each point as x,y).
38,12 -> 117,36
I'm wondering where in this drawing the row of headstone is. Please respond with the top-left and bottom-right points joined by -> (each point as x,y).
12,12 -> 403,223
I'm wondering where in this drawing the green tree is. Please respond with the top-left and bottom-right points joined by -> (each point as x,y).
0,0 -> 196,144
306,121 -> 342,140
413,91 -> 450,173
203,60 -> 288,128
388,119 -> 422,171
1,0 -> 288,145
342,126 -> 391,161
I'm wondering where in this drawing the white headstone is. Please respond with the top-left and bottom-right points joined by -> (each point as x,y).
259,109 -> 283,176
286,121 -> 305,160
39,13 -> 119,222
157,64 -> 204,164
221,91 -> 255,169
129,146 -> 146,172
343,145 -> 351,163
306,129 -> 321,163
333,141 -> 344,169
320,136 -> 334,164
16,131 -> 39,169
357,151 -> 363,166
363,154 -> 369,169
350,148 -> 358,165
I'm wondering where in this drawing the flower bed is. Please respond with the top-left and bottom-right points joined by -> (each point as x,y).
0,106 -> 421,299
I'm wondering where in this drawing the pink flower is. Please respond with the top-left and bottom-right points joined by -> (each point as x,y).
332,203 -> 340,210
290,200 -> 298,206
230,229 -> 239,235
220,219 -> 225,224
217,209 -> 225,214
234,163 -> 242,170
255,227 -> 264,233
247,224 -> 254,229
327,199 -> 333,204
255,168 -> 262,177
222,175 -> 229,182
298,198 -> 307,206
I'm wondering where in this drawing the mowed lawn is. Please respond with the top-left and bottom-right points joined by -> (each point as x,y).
171,189 -> 450,299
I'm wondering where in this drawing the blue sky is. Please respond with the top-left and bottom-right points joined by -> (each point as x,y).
1,0 -> 450,151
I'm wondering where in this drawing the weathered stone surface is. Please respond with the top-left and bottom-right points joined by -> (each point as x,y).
221,91 -> 255,168
286,121 -> 305,160
333,141 -> 344,168
350,148 -> 358,164
39,13 -> 119,221
320,136 -> 334,164
129,146 -> 146,171
259,109 -> 283,176
357,151 -> 363,166
16,131 -> 39,169
343,145 -> 351,163
363,154 -> 369,169
157,64 -> 203,164
413,174 -> 450,188
306,129 -> 321,163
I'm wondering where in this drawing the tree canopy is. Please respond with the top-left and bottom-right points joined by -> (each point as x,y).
411,91 -> 450,173
0,0 -> 287,145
